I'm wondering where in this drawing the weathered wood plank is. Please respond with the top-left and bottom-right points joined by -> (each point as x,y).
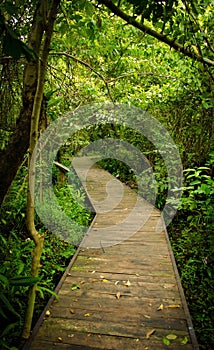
31,318 -> 191,344
29,335 -> 194,350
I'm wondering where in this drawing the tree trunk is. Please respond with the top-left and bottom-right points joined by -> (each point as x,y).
21,0 -> 60,339
0,0 -> 59,207
0,2 -> 44,206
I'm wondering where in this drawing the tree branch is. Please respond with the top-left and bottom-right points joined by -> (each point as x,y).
99,0 -> 214,67
50,51 -> 114,101
107,71 -> 179,83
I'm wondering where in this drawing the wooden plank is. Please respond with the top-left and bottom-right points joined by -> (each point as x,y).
29,335 -> 194,350
51,296 -> 186,322
30,317 -> 191,343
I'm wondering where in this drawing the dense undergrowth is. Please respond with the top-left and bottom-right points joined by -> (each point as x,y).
0,164 -> 92,350
168,155 -> 214,350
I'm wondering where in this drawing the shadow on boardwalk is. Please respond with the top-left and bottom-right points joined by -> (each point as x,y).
23,157 -> 199,350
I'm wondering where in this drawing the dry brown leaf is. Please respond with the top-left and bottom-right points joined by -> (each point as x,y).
116,291 -> 121,299
91,270 -> 96,274
68,334 -> 74,338
166,334 -> 177,340
91,278 -> 97,283
115,280 -> 119,285
125,280 -> 131,287
80,280 -> 85,284
157,303 -> 164,311
84,313 -> 91,317
168,304 -> 181,308
100,275 -> 105,279
146,329 -> 156,339
58,337 -> 63,342
143,314 -> 151,319
70,309 -> 75,314
45,310 -> 51,317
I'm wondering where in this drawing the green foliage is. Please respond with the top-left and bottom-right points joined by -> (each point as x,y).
0,8 -> 35,61
169,153 -> 214,349
0,161 -> 93,348
127,0 -> 178,24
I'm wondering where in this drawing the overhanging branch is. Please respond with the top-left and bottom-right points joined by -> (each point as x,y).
99,0 -> 214,67
50,52 -> 114,101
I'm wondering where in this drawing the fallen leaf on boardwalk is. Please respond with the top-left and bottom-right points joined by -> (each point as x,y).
134,338 -> 140,342
143,314 -> 151,319
146,329 -> 156,339
163,284 -> 176,289
100,275 -> 104,278
45,310 -> 51,317
58,337 -> 63,342
71,284 -> 80,291
97,335 -> 101,339
116,292 -> 121,299
124,280 -> 131,287
115,280 -> 119,285
70,309 -> 75,314
91,270 -> 96,274
168,304 -> 181,308
157,303 -> 164,311
80,280 -> 85,284
136,273 -> 140,277
181,336 -> 189,345
163,337 -> 170,346
68,334 -> 74,338
166,334 -> 177,340
102,279 -> 108,283
84,313 -> 91,317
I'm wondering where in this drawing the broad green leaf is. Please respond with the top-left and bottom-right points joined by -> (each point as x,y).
1,322 -> 19,336
0,292 -> 20,318
71,284 -> 80,290
0,274 -> 9,287
10,276 -> 40,286
36,286 -> 58,299
181,336 -> 189,345
163,337 -> 170,345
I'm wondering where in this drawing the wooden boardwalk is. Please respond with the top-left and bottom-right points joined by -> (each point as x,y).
24,157 -> 199,350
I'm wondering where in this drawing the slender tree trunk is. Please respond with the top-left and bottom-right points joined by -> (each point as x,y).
0,2 -> 45,207
22,0 -> 60,339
